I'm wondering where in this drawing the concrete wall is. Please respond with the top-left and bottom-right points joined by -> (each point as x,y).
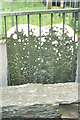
0,40 -> 7,86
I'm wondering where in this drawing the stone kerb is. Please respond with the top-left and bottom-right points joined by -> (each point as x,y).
1,82 -> 78,118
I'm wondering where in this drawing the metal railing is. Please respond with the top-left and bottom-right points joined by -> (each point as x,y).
0,8 -> 79,16
0,8 -> 80,85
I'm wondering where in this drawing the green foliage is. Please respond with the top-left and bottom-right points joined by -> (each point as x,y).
7,26 -> 77,85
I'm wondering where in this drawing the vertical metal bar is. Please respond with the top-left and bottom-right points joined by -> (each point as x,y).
51,13 -> 53,41
51,13 -> 53,82
72,12 -> 76,81
39,14 -> 42,83
39,14 -> 42,59
61,12 -> 65,82
27,14 -> 31,83
28,14 -> 30,81
4,16 -> 7,39
51,13 -> 53,29
28,15 -> 29,36
16,15 -> 18,31
15,15 -> 21,84
63,13 -> 65,39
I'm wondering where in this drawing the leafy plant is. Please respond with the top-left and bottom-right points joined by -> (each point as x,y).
7,25 -> 77,85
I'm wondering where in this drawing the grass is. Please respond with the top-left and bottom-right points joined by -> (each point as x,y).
1,2 -> 61,12
0,2 -> 77,39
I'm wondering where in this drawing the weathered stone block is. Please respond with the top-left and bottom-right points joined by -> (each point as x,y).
1,82 -> 79,118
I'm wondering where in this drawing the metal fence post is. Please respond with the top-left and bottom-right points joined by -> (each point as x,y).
27,15 -> 32,83
78,1 -> 80,82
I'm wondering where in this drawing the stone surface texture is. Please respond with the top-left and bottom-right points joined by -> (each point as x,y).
1,82 -> 79,118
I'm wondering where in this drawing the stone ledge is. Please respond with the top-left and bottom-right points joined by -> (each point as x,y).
1,82 -> 79,118
2,104 -> 60,118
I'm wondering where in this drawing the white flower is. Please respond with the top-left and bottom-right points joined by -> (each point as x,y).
13,34 -> 17,39
18,39 -> 21,42
35,45 -> 37,48
52,41 -> 58,45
